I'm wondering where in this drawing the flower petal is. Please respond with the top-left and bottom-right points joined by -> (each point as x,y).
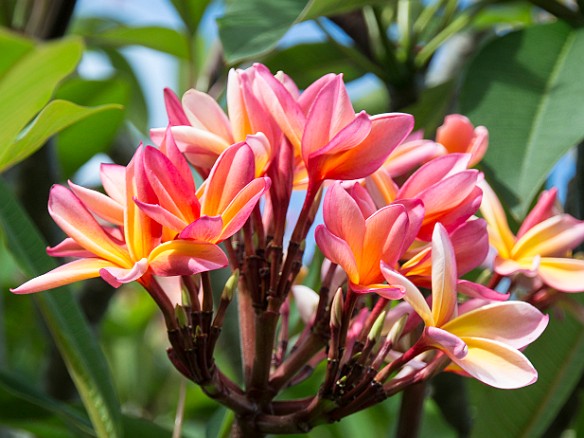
182,88 -> 233,142
425,326 -> 468,359
68,180 -> 124,225
478,180 -> 516,258
148,240 -> 228,276
431,224 -> 458,327
537,257 -> 584,292
381,263 -> 433,326
11,258 -> 117,294
179,215 -> 224,243
350,282 -> 405,300
100,259 -> 149,288
450,337 -> 538,389
442,301 -> 548,348
315,225 -> 359,284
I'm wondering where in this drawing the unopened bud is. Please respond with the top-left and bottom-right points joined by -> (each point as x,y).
222,269 -> 239,301
330,288 -> 344,328
387,314 -> 408,346
368,311 -> 387,342
174,304 -> 189,327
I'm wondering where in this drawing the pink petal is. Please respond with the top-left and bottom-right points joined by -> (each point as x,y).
431,224 -> 458,326
456,280 -> 509,301
384,139 -> 446,177
517,188 -> 558,239
425,326 -> 468,359
436,115 -> 475,154
11,258 -> 117,294
443,301 -> 548,348
134,199 -> 188,232
179,215 -> 224,243
398,153 -> 471,199
148,240 -> 228,276
182,88 -> 233,142
450,337 -> 538,389
323,182 -> 366,255
163,88 -> 190,126
364,168 -> 399,207
100,258 -> 149,287
537,257 -> 584,292
512,214 -> 584,259
449,219 -> 489,275
347,182 -> 377,219
201,143 -> 255,216
350,282 -> 405,300
100,163 -> 126,205
218,177 -> 270,241
68,180 -> 124,225
48,185 -> 130,267
47,238 -> 96,258
478,180 -> 516,258
315,225 -> 359,284
302,75 -> 355,156
253,63 -> 305,149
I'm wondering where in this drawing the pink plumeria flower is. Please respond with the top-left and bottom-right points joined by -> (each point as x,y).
151,67 -> 277,174
367,153 -> 483,241
480,181 -> 584,292
11,147 -> 228,294
382,224 -> 548,389
254,64 -> 414,189
436,114 -> 488,167
315,182 -> 418,299
137,132 -> 270,244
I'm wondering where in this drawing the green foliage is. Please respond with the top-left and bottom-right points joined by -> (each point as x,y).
0,178 -> 122,438
460,21 -> 584,219
470,297 -> 584,437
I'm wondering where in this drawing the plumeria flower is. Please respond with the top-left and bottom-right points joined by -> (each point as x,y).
151,66 -> 277,174
136,132 -> 271,245
381,224 -> 548,389
11,147 -> 228,294
315,182 -> 418,298
436,114 -> 488,167
254,64 -> 414,189
366,153 -> 483,241
480,181 -> 584,292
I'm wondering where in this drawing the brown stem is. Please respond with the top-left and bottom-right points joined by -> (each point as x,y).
396,381 -> 427,438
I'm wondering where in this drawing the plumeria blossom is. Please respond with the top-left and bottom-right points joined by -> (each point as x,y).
151,67 -> 277,174
11,147 -> 228,294
315,182 -> 418,298
436,114 -> 488,167
136,131 -> 271,244
382,224 -> 548,389
366,153 -> 483,241
254,64 -> 414,188
480,181 -> 584,292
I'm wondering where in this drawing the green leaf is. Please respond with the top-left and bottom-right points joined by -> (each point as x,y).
0,37 -> 83,151
0,100 -> 121,174
170,0 -> 211,35
460,22 -> 584,218
218,0 -> 388,64
470,298 -> 584,437
0,178 -> 122,438
0,369 -> 94,435
0,28 -> 34,80
54,78 -> 128,177
91,26 -> 190,59
262,42 -> 367,89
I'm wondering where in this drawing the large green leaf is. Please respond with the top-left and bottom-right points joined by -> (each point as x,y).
262,42 -> 367,88
460,22 -> 584,218
0,37 -> 83,150
0,100 -> 121,174
470,299 -> 584,437
0,28 -> 34,80
0,178 -> 122,438
218,0 -> 385,64
170,0 -> 211,35
0,369 -> 94,435
90,26 -> 190,59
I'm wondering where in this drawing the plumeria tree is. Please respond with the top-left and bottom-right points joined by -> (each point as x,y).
3,1 -> 584,438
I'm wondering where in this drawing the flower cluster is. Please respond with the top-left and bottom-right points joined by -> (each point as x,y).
12,64 -> 584,435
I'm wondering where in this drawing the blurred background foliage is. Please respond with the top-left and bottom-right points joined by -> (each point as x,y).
2,0 -> 584,436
